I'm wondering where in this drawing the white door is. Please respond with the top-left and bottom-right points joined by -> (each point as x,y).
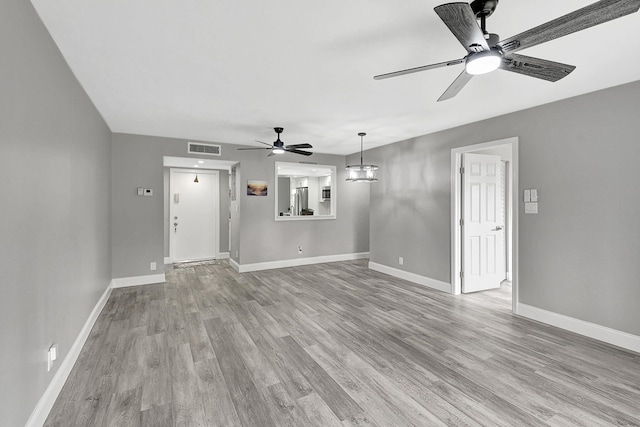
462,153 -> 504,293
170,169 -> 219,262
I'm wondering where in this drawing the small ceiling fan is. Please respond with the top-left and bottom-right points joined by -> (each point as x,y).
237,127 -> 313,156
374,0 -> 640,101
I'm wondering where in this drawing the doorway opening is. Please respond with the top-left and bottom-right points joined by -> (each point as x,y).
450,137 -> 519,314
169,168 -> 220,263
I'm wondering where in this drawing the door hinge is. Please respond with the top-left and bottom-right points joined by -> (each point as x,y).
459,218 -> 464,226
460,166 -> 464,174
460,271 -> 464,278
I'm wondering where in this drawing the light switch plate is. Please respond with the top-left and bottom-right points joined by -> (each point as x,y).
524,190 -> 531,203
531,189 -> 538,202
525,202 -> 538,214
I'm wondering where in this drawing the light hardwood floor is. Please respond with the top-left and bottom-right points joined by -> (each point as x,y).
45,259 -> 640,426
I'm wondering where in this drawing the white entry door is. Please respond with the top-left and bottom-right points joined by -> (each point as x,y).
170,169 -> 219,262
462,153 -> 504,293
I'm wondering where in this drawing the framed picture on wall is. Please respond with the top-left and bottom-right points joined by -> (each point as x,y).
247,180 -> 268,196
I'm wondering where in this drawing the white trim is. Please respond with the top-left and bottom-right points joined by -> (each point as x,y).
164,257 -> 172,265
234,252 -> 369,273
217,252 -> 230,259
518,303 -> 640,354
450,137 -> 519,314
229,258 -> 241,272
368,262 -> 451,293
163,155 -> 235,171
26,283 -> 113,427
111,273 -> 166,288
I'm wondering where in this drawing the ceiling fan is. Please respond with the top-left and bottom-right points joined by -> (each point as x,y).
237,127 -> 313,156
374,0 -> 640,101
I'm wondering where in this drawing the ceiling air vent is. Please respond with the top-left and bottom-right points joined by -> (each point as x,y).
187,142 -> 221,156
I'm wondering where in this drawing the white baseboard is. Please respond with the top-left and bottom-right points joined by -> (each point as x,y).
111,273 -> 166,288
217,252 -> 230,259
233,252 -> 369,273
518,303 -> 640,354
368,261 -> 452,294
164,257 -> 172,265
229,258 -> 240,272
26,283 -> 113,427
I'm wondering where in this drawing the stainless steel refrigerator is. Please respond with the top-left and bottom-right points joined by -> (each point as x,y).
293,187 -> 308,215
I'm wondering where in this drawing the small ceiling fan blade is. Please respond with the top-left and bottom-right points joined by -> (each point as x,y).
285,149 -> 313,156
374,58 -> 465,80
255,139 -> 274,147
434,3 -> 489,53
237,147 -> 272,150
497,0 -> 640,54
267,151 -> 276,157
437,70 -> 473,102
285,143 -> 313,149
500,54 -> 576,82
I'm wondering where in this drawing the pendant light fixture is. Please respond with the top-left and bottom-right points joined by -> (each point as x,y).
194,174 -> 199,183
346,132 -> 378,182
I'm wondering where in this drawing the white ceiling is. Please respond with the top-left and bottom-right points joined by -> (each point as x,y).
31,0 -> 640,155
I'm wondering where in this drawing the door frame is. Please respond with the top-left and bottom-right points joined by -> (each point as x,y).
169,168 -> 220,262
450,137 -> 519,314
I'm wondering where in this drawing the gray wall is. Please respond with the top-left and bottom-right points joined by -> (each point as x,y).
112,133 -> 369,277
230,164 -> 241,262
238,157 -> 369,265
366,80 -> 640,336
0,1 -> 112,425
219,171 -> 230,253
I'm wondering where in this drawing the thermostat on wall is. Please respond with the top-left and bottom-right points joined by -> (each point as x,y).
137,187 -> 153,196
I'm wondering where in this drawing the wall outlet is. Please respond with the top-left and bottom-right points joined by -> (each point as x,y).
399,257 -> 404,266
235,250 -> 239,258
47,344 -> 58,372
150,262 -> 157,271
298,246 -> 303,254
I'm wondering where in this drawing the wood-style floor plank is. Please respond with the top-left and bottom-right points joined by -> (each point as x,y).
45,259 -> 640,426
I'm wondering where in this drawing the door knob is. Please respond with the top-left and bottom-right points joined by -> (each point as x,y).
493,225 -> 503,231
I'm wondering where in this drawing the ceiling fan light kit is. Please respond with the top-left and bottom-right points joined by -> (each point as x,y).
374,0 -> 640,100
465,49 -> 501,75
346,132 -> 379,182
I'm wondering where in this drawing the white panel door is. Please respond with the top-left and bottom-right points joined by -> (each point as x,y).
170,169 -> 219,262
462,153 -> 503,293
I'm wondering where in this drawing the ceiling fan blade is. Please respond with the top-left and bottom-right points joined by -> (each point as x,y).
437,70 -> 473,102
500,54 -> 576,82
498,0 -> 640,54
434,3 -> 489,53
267,151 -> 276,157
285,143 -> 313,149
237,147 -> 272,150
374,58 -> 465,80
285,149 -> 313,156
